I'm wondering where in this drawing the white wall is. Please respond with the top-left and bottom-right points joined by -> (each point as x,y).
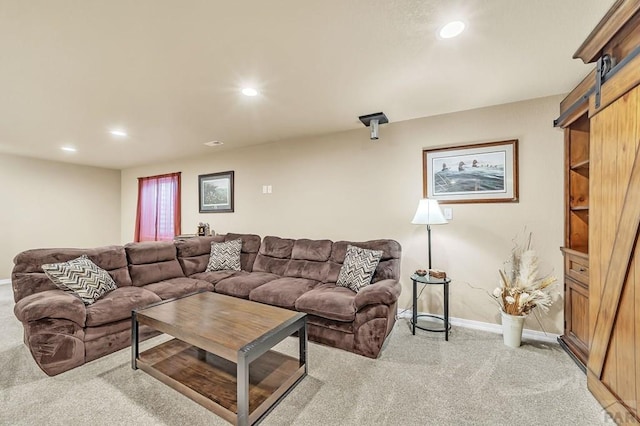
0,153 -> 121,278
121,95 -> 565,333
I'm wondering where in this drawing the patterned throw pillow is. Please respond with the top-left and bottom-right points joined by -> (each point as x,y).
42,255 -> 117,305
336,245 -> 383,292
206,239 -> 242,271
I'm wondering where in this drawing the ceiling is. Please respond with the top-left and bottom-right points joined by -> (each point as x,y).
0,0 -> 614,169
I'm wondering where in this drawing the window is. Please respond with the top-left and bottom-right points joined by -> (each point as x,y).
134,172 -> 181,242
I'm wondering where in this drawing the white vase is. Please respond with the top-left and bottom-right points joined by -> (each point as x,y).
501,311 -> 526,348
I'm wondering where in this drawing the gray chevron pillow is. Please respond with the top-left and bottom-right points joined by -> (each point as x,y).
42,255 -> 117,305
206,239 -> 242,271
336,245 -> 383,292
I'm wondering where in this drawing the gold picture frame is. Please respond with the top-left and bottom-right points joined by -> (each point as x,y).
422,140 -> 519,204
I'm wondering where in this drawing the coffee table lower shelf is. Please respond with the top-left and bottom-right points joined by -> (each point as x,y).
137,339 -> 305,425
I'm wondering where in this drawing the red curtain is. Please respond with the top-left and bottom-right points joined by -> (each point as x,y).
134,172 -> 181,242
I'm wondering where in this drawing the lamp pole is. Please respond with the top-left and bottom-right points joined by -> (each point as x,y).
427,224 -> 432,270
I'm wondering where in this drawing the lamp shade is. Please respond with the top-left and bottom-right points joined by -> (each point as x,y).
411,198 -> 447,225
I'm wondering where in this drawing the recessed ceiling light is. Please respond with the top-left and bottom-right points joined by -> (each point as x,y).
241,87 -> 258,97
109,130 -> 127,137
204,141 -> 224,147
439,21 -> 465,39
61,146 -> 77,152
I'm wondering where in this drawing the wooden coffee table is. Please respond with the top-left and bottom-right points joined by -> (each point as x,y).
131,292 -> 307,426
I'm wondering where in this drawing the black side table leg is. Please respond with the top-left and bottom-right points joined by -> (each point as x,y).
131,311 -> 139,370
444,281 -> 449,341
412,279 -> 417,335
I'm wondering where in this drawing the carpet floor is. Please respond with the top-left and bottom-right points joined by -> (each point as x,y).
0,284 -> 608,425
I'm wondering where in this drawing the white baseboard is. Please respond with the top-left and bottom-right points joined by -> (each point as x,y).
397,309 -> 559,344
0,279 -> 10,286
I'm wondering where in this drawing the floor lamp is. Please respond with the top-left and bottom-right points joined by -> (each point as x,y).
411,198 -> 448,269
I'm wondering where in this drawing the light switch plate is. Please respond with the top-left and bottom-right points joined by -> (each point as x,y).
444,207 -> 453,220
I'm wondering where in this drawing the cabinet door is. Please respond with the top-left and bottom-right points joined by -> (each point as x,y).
563,276 -> 589,366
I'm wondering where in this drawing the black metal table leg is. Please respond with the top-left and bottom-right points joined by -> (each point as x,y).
237,354 -> 249,426
131,311 -> 139,370
299,317 -> 307,373
444,280 -> 449,341
412,278 -> 417,335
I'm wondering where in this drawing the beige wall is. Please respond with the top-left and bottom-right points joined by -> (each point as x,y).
121,95 -> 564,333
0,153 -> 121,278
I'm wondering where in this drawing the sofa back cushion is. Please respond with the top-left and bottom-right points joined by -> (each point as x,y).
174,234 -> 260,276
174,235 -> 224,276
252,236 -> 294,276
11,245 -> 131,303
226,233 -> 261,271
125,241 -> 184,286
328,239 -> 401,284
283,239 -> 333,282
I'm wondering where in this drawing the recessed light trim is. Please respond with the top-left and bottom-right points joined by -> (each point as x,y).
61,146 -> 77,152
241,87 -> 258,97
439,20 -> 465,39
109,130 -> 127,137
204,140 -> 224,147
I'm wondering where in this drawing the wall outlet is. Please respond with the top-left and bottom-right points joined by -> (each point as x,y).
267,185 -> 272,193
443,207 -> 453,220
262,185 -> 268,194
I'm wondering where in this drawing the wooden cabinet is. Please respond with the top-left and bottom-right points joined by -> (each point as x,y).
559,112 -> 590,370
556,1 -> 640,423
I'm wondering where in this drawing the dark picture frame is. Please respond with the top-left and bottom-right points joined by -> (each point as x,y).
198,171 -> 234,213
422,140 -> 519,204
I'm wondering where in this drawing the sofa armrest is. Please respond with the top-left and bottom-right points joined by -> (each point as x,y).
354,279 -> 401,311
14,290 -> 86,327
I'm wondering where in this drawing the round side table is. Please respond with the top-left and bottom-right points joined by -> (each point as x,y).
410,273 -> 451,340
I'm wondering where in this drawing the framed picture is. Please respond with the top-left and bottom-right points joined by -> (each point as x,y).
422,140 -> 519,204
198,171 -> 234,213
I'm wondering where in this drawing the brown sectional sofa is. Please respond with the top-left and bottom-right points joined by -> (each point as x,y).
12,233 -> 401,376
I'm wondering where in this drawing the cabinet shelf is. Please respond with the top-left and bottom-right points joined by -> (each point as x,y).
570,206 -> 589,211
570,160 -> 589,177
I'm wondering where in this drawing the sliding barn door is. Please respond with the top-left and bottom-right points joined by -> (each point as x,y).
589,85 -> 640,424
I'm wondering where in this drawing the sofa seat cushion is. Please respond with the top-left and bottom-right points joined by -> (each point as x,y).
249,277 -> 320,310
214,272 -> 281,299
295,284 -> 357,322
142,277 -> 214,300
86,286 -> 161,327
190,270 -> 244,284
